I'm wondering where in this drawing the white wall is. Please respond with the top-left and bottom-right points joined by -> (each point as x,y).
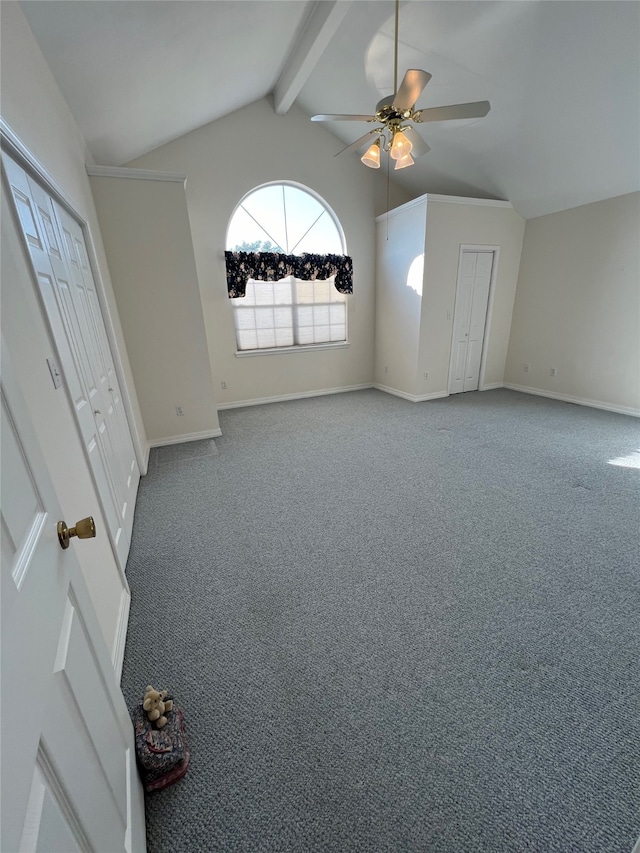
505,192 -> 640,414
0,2 -> 144,653
374,195 -> 525,400
127,97 -> 412,407
374,199 -> 427,397
90,173 -> 220,442
420,198 -> 526,396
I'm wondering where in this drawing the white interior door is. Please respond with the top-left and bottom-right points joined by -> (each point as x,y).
54,201 -> 138,539
2,152 -> 139,569
448,250 -> 494,394
1,342 -> 146,853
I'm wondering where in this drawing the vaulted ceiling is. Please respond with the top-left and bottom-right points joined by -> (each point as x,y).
19,0 -> 640,219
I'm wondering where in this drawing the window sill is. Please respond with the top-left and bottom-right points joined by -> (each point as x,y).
235,342 -> 350,358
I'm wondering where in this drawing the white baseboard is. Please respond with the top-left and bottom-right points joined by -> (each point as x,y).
503,383 -> 640,417
142,443 -> 151,474
112,588 -> 130,682
479,382 -> 504,391
216,384 -> 374,410
374,383 -> 449,403
147,428 -> 223,448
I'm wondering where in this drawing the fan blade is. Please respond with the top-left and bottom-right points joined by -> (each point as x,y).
311,114 -> 377,122
403,126 -> 430,158
394,70 -> 432,110
334,130 -> 379,157
415,101 -> 491,123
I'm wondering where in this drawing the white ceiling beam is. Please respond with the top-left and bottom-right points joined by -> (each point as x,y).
274,0 -> 352,115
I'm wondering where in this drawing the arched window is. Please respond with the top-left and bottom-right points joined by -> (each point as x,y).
226,182 -> 348,352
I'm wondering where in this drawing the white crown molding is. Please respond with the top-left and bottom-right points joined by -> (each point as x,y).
86,165 -> 187,183
426,194 -> 513,208
375,195 -> 427,223
2,117 -> 83,215
375,193 -> 513,224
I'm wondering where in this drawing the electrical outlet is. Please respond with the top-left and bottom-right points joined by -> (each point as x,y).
221,381 -> 228,389
524,363 -> 530,373
550,367 -> 557,377
175,405 -> 184,416
424,372 -> 429,380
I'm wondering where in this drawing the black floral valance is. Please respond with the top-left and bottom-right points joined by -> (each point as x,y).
224,251 -> 353,298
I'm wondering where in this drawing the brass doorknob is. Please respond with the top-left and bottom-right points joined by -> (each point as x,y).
57,516 -> 96,550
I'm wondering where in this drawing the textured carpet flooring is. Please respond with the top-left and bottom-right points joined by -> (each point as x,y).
121,389 -> 640,852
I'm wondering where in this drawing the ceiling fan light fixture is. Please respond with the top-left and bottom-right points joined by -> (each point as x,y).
394,152 -> 415,170
361,138 -> 381,169
390,128 -> 413,160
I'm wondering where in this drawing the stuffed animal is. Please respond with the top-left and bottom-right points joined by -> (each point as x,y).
143,684 -> 174,729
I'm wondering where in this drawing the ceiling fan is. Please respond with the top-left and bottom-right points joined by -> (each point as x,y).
311,0 -> 490,170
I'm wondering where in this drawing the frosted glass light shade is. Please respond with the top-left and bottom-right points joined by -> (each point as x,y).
361,139 -> 381,169
394,152 -> 415,170
390,129 -> 413,160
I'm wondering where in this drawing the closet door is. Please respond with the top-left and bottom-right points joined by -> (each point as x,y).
1,343 -> 146,853
2,152 -> 139,568
448,250 -> 494,394
54,201 -> 139,540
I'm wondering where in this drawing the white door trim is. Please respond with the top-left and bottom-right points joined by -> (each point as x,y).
0,117 -> 147,476
447,243 -> 501,394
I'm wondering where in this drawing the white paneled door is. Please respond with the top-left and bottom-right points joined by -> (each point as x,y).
448,250 -> 494,394
1,343 -> 146,852
2,153 -> 139,570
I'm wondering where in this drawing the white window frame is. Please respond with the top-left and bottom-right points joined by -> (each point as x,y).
226,182 -> 349,356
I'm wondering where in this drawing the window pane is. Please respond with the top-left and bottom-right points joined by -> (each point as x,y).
273,278 -> 294,305
311,279 -> 330,302
240,185 -> 287,252
227,182 -> 346,352
284,186 -> 326,254
313,305 -> 330,325
235,307 -> 257,330
256,327 -> 277,349
275,327 -> 294,347
295,279 -> 315,304
292,212 -> 344,255
236,328 -> 258,350
254,281 -> 276,306
227,206 -> 280,253
329,304 -> 345,324
294,306 -> 313,327
292,302 -> 345,345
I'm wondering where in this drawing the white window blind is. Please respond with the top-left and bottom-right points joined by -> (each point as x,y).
232,277 -> 346,351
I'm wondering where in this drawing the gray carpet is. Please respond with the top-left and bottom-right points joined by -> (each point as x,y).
120,388 -> 640,852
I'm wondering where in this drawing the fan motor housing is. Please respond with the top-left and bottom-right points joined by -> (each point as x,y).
375,97 -> 414,126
